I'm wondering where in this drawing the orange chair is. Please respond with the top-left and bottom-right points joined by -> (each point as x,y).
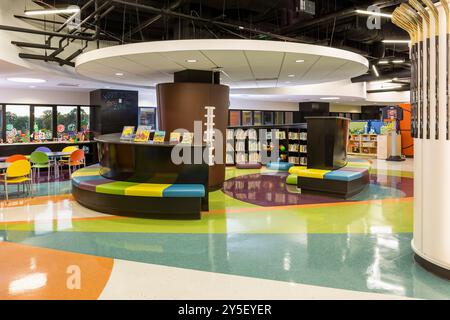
59,149 -> 85,175
5,154 -> 27,163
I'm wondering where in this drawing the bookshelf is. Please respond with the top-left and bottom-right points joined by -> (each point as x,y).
226,124 -> 307,165
348,134 -> 378,157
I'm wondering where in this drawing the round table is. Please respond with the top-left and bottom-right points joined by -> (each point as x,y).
44,152 -> 72,179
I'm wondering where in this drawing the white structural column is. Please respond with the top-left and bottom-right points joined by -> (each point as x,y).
410,2 -> 450,277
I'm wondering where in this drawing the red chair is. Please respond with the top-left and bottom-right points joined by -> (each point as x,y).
59,149 -> 85,175
5,154 -> 27,163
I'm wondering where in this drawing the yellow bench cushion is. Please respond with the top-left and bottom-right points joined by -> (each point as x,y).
297,169 -> 330,179
124,183 -> 172,197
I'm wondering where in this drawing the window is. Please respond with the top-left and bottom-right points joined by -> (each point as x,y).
274,112 -> 284,125
253,111 -> 262,126
80,106 -> 90,131
229,110 -> 241,126
57,106 -> 78,135
263,111 -> 273,125
285,112 -> 293,124
6,105 -> 30,142
242,111 -> 253,126
139,107 -> 156,128
34,106 -> 53,140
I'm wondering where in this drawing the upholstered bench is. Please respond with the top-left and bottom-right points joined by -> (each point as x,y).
266,161 -> 294,171
236,162 -> 262,169
71,165 -> 207,219
285,159 -> 371,197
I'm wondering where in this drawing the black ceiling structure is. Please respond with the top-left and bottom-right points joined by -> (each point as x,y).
0,0 -> 412,83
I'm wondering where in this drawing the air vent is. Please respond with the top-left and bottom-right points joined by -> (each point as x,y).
57,83 -> 80,87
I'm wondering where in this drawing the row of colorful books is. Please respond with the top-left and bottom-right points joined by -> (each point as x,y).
120,126 -> 193,144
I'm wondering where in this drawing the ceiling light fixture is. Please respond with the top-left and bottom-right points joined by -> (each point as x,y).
382,39 -> 411,44
295,59 -> 305,63
392,59 -> 405,64
24,7 -> 80,16
115,72 -> 124,76
288,74 -> 295,77
7,77 -> 46,83
378,60 -> 389,65
355,9 -> 392,18
186,59 -> 197,63
372,65 -> 380,77
320,97 -> 340,100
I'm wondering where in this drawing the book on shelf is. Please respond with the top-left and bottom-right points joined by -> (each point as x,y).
249,152 -> 260,163
181,132 -> 194,144
248,129 -> 257,140
134,126 -> 152,142
235,129 -> 246,140
169,132 -> 181,143
288,132 -> 300,140
226,129 -> 234,140
226,154 -> 234,164
152,131 -> 166,143
235,141 -> 246,152
120,126 -> 135,140
288,144 -> 299,152
248,141 -> 259,152
300,132 -> 307,140
288,156 -> 299,165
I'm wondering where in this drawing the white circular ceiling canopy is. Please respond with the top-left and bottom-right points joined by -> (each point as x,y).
75,39 -> 369,89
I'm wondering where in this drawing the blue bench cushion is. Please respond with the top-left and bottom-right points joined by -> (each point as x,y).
163,184 -> 206,197
324,170 -> 364,181
266,162 -> 294,171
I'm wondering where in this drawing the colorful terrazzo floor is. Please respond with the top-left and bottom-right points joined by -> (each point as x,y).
0,158 -> 449,299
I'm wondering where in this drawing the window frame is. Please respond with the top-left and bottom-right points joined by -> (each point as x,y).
0,103 -> 94,141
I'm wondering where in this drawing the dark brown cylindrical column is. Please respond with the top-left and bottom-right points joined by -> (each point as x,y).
157,82 -> 229,188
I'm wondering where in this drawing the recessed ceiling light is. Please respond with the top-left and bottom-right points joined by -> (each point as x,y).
7,77 -> 46,83
320,97 -> 340,100
115,72 -> 124,76
392,59 -> 405,64
24,7 -> 80,16
29,86 -> 36,88
186,59 -> 197,63
288,74 -> 295,77
295,59 -> 305,63
378,60 -> 389,64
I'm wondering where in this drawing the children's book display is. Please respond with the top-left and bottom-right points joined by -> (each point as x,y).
134,126 -> 152,142
181,132 -> 194,144
169,132 -> 181,143
152,131 -> 166,143
120,126 -> 135,140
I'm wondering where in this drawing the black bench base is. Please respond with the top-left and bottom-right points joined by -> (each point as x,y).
72,186 -> 204,219
297,172 -> 369,199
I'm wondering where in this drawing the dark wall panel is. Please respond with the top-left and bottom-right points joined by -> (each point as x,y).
90,89 -> 138,135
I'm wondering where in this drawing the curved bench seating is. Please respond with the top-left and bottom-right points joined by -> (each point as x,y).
71,165 -> 207,219
285,159 -> 371,196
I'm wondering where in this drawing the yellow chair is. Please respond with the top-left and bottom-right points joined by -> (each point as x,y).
0,160 -> 32,201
